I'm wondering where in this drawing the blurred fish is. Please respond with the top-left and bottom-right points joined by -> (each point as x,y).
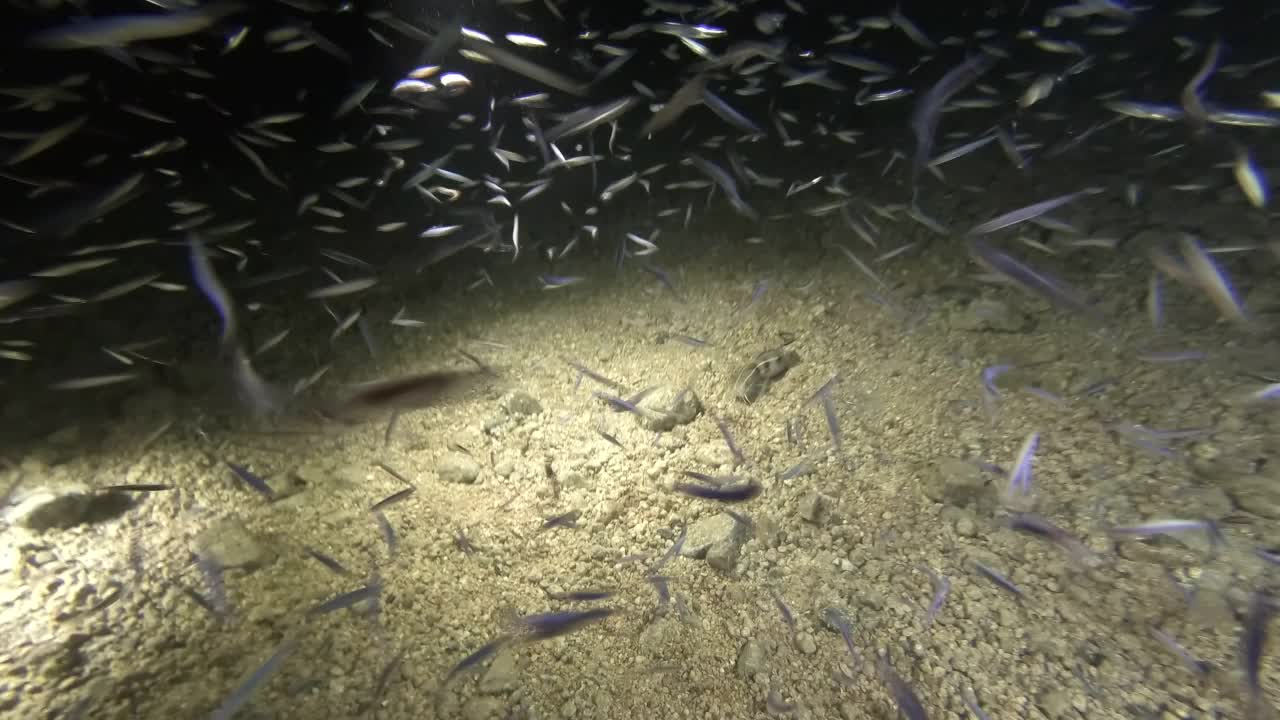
188,234 -> 237,348
540,274 -> 585,289
876,656 -> 929,720
306,277 -> 378,299
29,3 -> 245,50
373,511 -> 398,559
673,479 -> 760,502
640,74 -> 708,136
970,240 -> 1094,317
6,115 -> 87,165
211,634 -> 298,720
712,413 -> 746,465
546,588 -> 616,602
1110,518 -> 1222,548
542,509 -> 581,529
225,461 -> 274,500
968,189 -> 1103,236
546,96 -> 639,142
324,368 -> 490,421
100,483 -> 171,493
1178,233 -> 1249,326
307,583 -> 380,617
49,373 -> 139,390
911,52 -> 995,189
651,521 -> 686,572
1008,513 -> 1100,566
445,636 -> 511,683
370,487 -> 415,512
517,608 -> 614,640
1006,432 -> 1039,500
0,280 -> 39,313
304,547 -> 351,576
1152,628 -> 1210,677
919,565 -> 950,628
1243,591 -> 1273,710
973,561 -> 1022,600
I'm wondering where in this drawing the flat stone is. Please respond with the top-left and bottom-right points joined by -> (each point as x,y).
682,512 -> 748,572
501,391 -> 542,416
682,512 -> 745,558
438,452 -> 481,484
794,632 -> 817,655
5,484 -> 91,531
1223,474 -> 1280,519
951,298 -> 1032,332
693,442 -> 736,467
735,640 -> 767,678
921,458 -> 997,513
706,540 -> 742,572
478,648 -> 518,694
636,386 -> 703,432
463,697 -> 504,720
798,492 -> 831,524
192,519 -> 272,570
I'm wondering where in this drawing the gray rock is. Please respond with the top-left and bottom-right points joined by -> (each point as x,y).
479,648 -> 518,694
656,433 -> 687,450
1188,455 -> 1278,519
638,617 -> 681,647
331,463 -> 369,487
635,385 -> 703,432
951,298 -> 1032,332
1188,569 -> 1237,628
798,492 -> 831,524
682,512 -> 746,558
1179,486 -> 1233,520
1222,474 -> 1280,519
793,632 -> 817,655
856,589 -> 885,611
40,632 -> 90,684
1246,282 -> 1280,315
735,640 -> 767,678
1036,688 -> 1075,719
450,429 -> 484,452
920,458 -> 997,513
5,484 -> 91,531
192,519 -> 272,570
435,691 -> 460,717
284,461 -> 355,500
291,461 -> 330,489
940,506 -> 980,537
463,697 -> 504,720
438,452 -> 481,484
706,540 -> 742,572
693,442 -> 736,467
501,391 -> 543,417
682,512 -> 748,572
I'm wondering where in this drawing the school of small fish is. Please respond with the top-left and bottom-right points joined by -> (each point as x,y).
2,0 -> 1280,718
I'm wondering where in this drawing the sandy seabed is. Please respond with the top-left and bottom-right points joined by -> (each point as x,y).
1,146 -> 1278,720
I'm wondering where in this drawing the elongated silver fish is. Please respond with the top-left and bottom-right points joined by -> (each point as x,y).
28,3 -> 244,50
